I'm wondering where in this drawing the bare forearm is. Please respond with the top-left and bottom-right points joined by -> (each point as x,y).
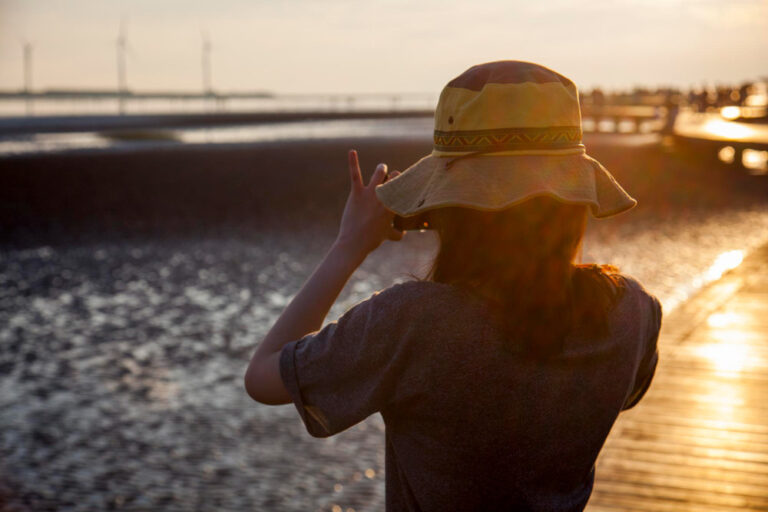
254,239 -> 366,358
244,150 -> 402,405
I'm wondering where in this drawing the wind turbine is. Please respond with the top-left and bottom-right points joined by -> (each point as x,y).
22,42 -> 32,93
116,18 -> 128,114
201,30 -> 212,96
21,40 -> 33,115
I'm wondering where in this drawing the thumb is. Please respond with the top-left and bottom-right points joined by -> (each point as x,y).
387,226 -> 405,241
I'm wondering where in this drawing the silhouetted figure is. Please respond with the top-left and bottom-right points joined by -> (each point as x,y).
246,61 -> 661,512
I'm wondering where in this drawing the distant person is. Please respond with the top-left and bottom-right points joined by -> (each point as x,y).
687,88 -> 698,110
590,87 -> 605,106
662,90 -> 680,134
245,61 -> 662,511
739,82 -> 752,106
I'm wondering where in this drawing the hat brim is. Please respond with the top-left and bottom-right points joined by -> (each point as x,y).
376,152 -> 636,231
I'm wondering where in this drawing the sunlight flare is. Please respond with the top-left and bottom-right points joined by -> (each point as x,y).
705,250 -> 744,281
706,312 -> 739,328
694,343 -> 750,375
702,120 -> 755,141
720,106 -> 740,120
742,149 -> 768,174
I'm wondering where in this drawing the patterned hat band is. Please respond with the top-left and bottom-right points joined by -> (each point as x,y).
433,126 -> 583,154
441,145 -> 586,170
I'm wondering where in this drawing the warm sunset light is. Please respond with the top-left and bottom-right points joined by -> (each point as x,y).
705,250 -> 744,281
695,379 -> 744,420
717,145 -> 736,164
695,341 -> 751,375
706,312 -> 740,328
743,149 -> 768,174
720,106 -> 741,120
2,0 -> 767,93
2,2 -> 768,511
702,119 -> 755,141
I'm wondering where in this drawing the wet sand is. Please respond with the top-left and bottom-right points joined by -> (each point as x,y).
1,136 -> 768,511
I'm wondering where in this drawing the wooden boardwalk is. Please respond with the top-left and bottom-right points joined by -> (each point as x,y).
674,111 -> 768,148
588,243 -> 768,511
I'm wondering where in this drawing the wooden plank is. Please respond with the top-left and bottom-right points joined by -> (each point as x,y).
588,491 -> 763,512
602,436 -> 768,465
615,424 -> 768,452
597,450 -> 768,481
617,409 -> 768,434
588,244 -> 768,511
596,455 -> 768,487
624,399 -> 768,423
616,418 -> 768,444
595,466 -> 768,500
636,372 -> 768,395
642,363 -> 768,384
591,478 -> 767,508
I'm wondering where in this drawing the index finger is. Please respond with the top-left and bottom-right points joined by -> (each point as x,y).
348,149 -> 363,190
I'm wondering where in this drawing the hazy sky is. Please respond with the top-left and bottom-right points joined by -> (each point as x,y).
1,0 -> 766,94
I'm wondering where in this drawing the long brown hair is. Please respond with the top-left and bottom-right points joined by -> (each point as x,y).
426,196 -> 625,359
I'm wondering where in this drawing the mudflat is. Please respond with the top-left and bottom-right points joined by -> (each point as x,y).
1,134 -> 767,511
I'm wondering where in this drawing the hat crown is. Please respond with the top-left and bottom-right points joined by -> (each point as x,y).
433,61 -> 583,155
446,60 -> 575,91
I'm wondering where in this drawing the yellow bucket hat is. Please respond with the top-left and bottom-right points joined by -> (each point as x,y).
375,60 -> 637,230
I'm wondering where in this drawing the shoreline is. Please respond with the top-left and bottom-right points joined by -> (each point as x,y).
2,134 -> 765,243
0,110 -> 434,136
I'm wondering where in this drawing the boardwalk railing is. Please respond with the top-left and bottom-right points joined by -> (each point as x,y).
580,105 -> 663,133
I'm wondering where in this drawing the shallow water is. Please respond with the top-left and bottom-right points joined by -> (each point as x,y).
2,194 -> 768,511
0,118 -> 435,157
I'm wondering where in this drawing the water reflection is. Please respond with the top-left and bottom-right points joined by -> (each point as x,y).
663,250 -> 744,311
0,132 -> 111,155
0,118 -> 433,156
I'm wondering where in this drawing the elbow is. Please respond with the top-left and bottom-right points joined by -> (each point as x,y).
244,366 -> 268,404
244,361 -> 288,406
244,368 -> 259,402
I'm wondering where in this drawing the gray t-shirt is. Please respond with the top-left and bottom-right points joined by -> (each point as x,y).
280,274 -> 661,511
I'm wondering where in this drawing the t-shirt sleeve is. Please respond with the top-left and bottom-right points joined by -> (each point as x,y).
279,285 -> 410,438
623,292 -> 662,410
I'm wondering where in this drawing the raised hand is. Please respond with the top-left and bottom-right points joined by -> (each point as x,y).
336,149 -> 404,258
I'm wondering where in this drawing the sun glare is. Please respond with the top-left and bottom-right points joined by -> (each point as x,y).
717,146 -> 735,164
702,120 -> 755,141
720,106 -> 740,120
694,378 -> 744,420
694,309 -> 754,379
705,250 -> 744,281
694,343 -> 751,376
742,149 -> 768,174
706,312 -> 739,328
